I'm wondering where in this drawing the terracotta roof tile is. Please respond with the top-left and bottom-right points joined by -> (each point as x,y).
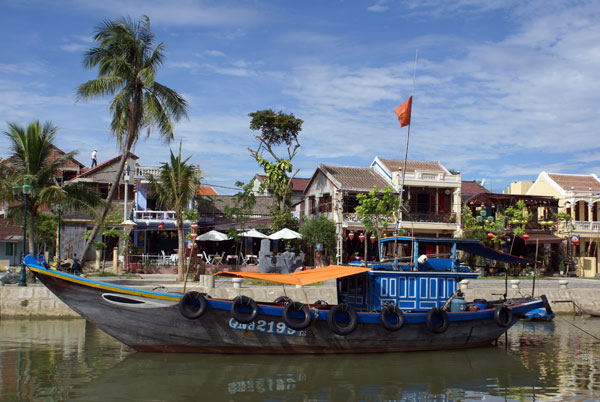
256,175 -> 309,192
547,174 -> 600,192
322,165 -> 391,191
197,186 -> 217,196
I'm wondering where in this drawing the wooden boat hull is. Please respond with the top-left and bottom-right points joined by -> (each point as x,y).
27,262 -> 544,354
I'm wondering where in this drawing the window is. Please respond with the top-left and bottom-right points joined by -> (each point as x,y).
319,194 -> 332,213
309,197 -> 316,215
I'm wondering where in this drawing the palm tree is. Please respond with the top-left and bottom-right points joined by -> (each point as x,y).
3,120 -> 103,255
148,143 -> 201,281
77,15 -> 188,262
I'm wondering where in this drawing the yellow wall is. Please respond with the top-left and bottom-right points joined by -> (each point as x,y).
507,181 -> 533,194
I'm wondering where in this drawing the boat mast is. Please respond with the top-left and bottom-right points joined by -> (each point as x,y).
395,49 -> 418,266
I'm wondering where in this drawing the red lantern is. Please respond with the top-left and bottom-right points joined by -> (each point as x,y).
487,233 -> 494,240
370,235 -> 376,244
522,234 -> 530,240
358,233 -> 365,243
572,236 -> 579,245
191,223 -> 198,231
190,232 -> 198,239
158,224 -> 164,230
348,231 -> 355,241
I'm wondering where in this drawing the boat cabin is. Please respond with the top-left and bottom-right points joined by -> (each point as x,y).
338,236 -> 522,313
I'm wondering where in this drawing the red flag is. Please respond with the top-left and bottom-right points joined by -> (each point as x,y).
394,96 -> 412,127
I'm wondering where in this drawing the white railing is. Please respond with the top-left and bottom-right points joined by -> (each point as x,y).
573,221 -> 600,233
134,210 -> 177,222
393,171 -> 461,184
135,166 -> 161,179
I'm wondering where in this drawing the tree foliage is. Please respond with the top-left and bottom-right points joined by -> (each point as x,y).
77,15 -> 187,262
148,143 -> 201,280
2,120 -> 103,254
299,215 -> 336,265
461,206 -> 506,246
355,186 -> 399,263
248,109 -> 303,231
225,181 -> 257,271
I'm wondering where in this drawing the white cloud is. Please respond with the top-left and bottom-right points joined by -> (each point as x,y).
368,0 -> 389,13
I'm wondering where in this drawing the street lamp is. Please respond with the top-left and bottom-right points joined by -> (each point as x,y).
476,204 -> 494,276
12,177 -> 32,287
475,206 -> 494,242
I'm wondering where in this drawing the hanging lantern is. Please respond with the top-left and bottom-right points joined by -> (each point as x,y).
190,232 -> 198,239
348,231 -> 355,241
572,236 -> 579,245
491,204 -> 496,209
191,223 -> 198,231
522,233 -> 530,240
158,221 -> 164,230
370,235 -> 376,244
487,232 -> 494,240
358,233 -> 365,243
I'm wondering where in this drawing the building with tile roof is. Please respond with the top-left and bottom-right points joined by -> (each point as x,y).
527,171 -> 600,277
302,157 -> 462,264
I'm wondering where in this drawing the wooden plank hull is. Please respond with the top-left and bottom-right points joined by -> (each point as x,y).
28,264 -> 544,354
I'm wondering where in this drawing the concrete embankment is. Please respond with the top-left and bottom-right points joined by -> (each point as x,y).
1,276 -> 599,317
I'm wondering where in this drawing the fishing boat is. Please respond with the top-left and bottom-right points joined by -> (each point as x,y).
23,235 -> 551,354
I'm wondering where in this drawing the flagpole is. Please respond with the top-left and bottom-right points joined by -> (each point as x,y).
396,49 -> 418,268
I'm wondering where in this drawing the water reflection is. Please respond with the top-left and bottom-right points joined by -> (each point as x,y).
0,318 -> 598,401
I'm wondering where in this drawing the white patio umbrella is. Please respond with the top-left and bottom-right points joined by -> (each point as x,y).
268,228 -> 303,240
239,228 -> 269,239
196,230 -> 230,241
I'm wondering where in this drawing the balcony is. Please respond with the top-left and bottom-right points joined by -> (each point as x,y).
134,210 -> 177,222
342,212 -> 458,231
135,166 -> 161,179
573,221 -> 600,234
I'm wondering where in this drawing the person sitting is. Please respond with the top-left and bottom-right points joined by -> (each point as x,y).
71,254 -> 83,276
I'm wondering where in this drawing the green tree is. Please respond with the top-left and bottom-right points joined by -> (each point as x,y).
299,215 -> 336,266
3,120 -> 103,254
355,186 -> 399,266
148,143 -> 201,281
248,109 -> 302,231
225,181 -> 256,271
461,206 -> 506,246
77,15 -> 188,262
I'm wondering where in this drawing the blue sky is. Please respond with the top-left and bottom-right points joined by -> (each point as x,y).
1,0 -> 599,194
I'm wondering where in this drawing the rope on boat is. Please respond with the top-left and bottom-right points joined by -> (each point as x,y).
557,317 -> 600,342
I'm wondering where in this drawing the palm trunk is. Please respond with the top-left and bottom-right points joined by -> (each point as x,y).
80,101 -> 141,263
177,219 -> 185,281
28,211 -> 35,256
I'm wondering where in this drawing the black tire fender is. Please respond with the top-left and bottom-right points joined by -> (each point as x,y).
282,301 -> 312,330
178,291 -> 208,320
426,307 -> 449,334
494,304 -> 513,327
231,295 -> 259,324
380,303 -> 405,331
327,303 -> 358,336
541,294 -> 553,315
273,296 -> 292,304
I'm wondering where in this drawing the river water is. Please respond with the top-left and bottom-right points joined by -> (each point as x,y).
0,317 -> 598,401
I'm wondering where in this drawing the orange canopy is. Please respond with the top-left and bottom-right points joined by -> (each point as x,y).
217,265 -> 371,286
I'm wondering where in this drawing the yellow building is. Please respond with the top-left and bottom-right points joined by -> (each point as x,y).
527,172 -> 600,277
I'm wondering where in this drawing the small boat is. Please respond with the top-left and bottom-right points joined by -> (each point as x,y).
524,307 -> 555,321
23,237 -> 549,354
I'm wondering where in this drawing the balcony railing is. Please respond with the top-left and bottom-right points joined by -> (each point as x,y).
343,212 -> 456,225
135,166 -> 161,179
573,221 -> 600,233
134,210 -> 177,222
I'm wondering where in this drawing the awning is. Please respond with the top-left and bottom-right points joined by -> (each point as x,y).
455,243 -> 535,264
522,233 -> 565,245
218,265 -> 371,286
